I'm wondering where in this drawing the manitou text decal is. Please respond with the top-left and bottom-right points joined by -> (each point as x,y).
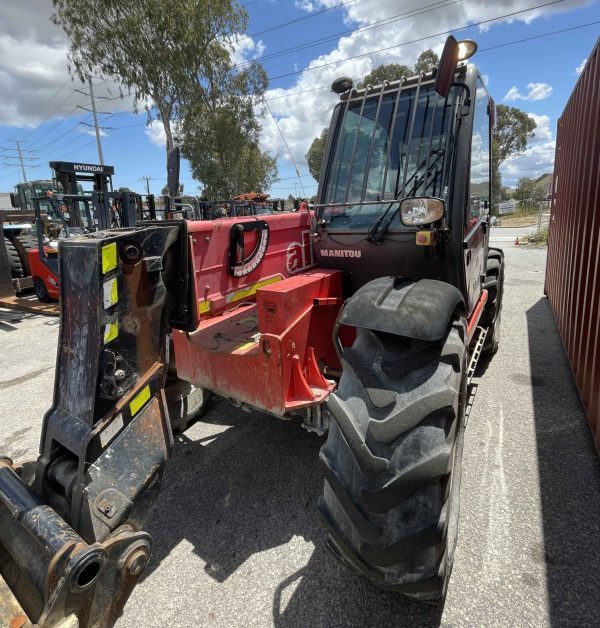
287,230 -> 315,274
320,249 -> 362,258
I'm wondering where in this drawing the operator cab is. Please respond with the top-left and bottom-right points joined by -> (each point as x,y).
313,36 -> 493,315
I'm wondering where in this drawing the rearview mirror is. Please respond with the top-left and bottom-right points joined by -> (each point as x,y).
400,197 -> 445,226
435,36 -> 459,97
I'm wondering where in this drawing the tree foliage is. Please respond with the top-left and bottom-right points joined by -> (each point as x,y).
305,128 -> 329,182
51,0 -> 254,173
490,105 -> 537,213
414,49 -> 439,74
360,63 -> 412,88
309,50 -> 439,181
514,177 -> 543,202
181,89 -> 277,198
493,104 -> 537,165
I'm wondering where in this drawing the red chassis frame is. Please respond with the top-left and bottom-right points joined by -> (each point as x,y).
172,211 -> 488,417
173,211 -> 343,416
28,247 -> 60,300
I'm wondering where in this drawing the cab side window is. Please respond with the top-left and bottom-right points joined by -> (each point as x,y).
468,78 -> 490,230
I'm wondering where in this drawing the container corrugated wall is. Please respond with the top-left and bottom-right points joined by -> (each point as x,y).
545,38 -> 600,455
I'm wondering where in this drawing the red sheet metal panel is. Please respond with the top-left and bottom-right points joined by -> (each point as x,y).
545,38 -> 600,455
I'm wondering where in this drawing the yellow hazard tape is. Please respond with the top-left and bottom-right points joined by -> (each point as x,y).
227,275 -> 282,304
104,320 -> 118,344
130,385 -> 151,417
197,276 -> 282,317
198,300 -> 211,315
103,277 -> 118,309
102,242 -> 117,274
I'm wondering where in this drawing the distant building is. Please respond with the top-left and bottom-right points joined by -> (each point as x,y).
535,172 -> 553,199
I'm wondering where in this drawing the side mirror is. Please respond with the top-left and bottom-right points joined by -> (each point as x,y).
399,197 -> 445,226
9,192 -> 19,208
435,36 -> 459,97
435,36 -> 478,97
166,147 -> 180,197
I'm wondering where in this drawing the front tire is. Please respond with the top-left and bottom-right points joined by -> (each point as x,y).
319,318 -> 467,601
34,277 -> 51,303
481,248 -> 504,353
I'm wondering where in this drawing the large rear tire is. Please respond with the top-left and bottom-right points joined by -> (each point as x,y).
319,318 -> 467,601
481,247 -> 504,353
3,237 -> 24,278
12,232 -> 39,276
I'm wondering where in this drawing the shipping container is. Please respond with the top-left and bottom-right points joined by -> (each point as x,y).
545,37 -> 600,455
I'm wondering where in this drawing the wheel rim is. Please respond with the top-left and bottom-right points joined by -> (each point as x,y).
35,280 -> 46,300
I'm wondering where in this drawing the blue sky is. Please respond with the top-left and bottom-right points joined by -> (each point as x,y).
0,0 -> 598,197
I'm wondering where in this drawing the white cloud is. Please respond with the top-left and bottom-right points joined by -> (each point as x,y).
503,82 -> 553,102
144,121 -> 167,148
230,35 -> 266,66
500,114 -> 555,186
260,0 -> 580,176
144,120 -> 182,148
0,2 -> 134,128
295,0 -> 317,12
576,58 -> 587,74
527,113 -> 552,143
81,128 -> 107,138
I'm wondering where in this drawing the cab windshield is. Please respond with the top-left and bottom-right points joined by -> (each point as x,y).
321,81 -> 459,231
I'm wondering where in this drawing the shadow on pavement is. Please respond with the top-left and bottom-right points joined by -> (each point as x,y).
526,298 -> 600,625
141,398 -> 442,627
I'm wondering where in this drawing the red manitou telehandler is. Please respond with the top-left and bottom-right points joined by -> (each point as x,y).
0,37 -> 503,625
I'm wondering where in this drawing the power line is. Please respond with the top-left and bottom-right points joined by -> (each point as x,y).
265,13 -> 595,104
249,0 -> 360,37
478,21 -> 600,53
266,0 -> 568,82
236,0 -> 462,69
264,100 -> 306,197
18,79 -> 73,141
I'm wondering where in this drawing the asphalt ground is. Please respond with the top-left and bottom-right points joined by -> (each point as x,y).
0,242 -> 599,627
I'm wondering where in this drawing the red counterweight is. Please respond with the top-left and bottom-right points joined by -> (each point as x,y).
172,212 -> 344,416
172,269 -> 343,416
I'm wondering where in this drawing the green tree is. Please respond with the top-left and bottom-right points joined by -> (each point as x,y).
414,49 -> 439,74
181,93 -> 277,198
514,177 -> 543,203
309,50 -> 439,180
360,63 -> 411,88
51,0 -> 250,177
161,185 -> 170,196
490,104 -> 537,214
305,128 -> 329,182
493,104 -> 537,165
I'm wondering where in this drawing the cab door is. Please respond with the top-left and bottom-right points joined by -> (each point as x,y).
464,76 -> 491,313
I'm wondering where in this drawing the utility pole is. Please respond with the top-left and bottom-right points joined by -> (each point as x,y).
142,176 -> 151,196
88,75 -> 104,165
15,141 -> 27,182
1,140 -> 38,182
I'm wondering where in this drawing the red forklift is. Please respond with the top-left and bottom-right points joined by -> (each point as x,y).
28,161 -> 143,301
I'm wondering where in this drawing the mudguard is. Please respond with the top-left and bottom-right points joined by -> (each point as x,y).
339,277 -> 464,342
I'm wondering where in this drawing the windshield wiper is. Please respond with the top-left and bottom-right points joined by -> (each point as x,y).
370,149 -> 446,243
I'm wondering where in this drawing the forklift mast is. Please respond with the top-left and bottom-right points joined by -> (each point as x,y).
49,161 -> 114,194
